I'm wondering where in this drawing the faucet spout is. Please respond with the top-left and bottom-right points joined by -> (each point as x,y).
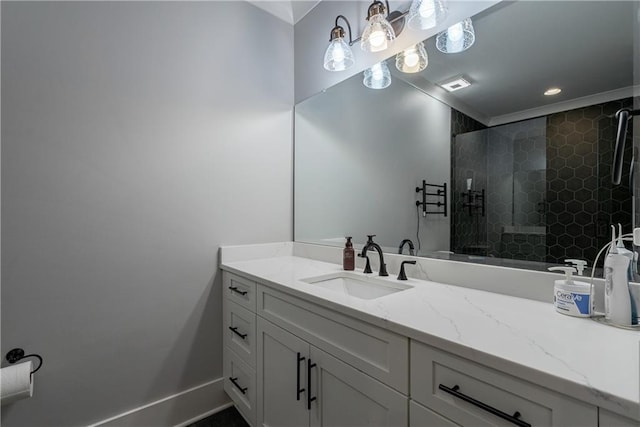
398,239 -> 415,256
360,235 -> 388,276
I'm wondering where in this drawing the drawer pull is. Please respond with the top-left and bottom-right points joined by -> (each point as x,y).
228,326 -> 247,340
229,376 -> 248,394
438,384 -> 531,427
229,286 -> 248,296
307,359 -> 317,410
296,352 -> 306,401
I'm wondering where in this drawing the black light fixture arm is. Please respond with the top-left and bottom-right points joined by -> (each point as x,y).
331,15 -> 354,46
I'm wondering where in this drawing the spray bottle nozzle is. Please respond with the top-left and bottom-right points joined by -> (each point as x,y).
548,266 -> 577,284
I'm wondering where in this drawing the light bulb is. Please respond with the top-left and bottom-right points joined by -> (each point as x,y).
448,22 -> 463,41
436,18 -> 474,53
419,0 -> 435,17
363,61 -> 391,89
369,28 -> 387,49
404,50 -> 419,68
332,41 -> 345,63
371,63 -> 383,80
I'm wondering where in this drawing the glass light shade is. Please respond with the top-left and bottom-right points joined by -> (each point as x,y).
395,42 -> 428,73
407,0 -> 448,30
324,37 -> 355,71
361,13 -> 395,53
363,61 -> 391,89
436,18 -> 475,53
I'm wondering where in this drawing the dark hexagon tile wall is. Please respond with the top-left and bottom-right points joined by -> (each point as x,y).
452,98 -> 634,265
546,98 -> 634,264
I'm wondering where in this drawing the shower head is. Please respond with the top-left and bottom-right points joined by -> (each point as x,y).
612,108 -> 639,185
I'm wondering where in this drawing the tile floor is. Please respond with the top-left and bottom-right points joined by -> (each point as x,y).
188,406 -> 249,427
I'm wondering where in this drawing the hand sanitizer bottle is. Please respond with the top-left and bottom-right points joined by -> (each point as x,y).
548,266 -> 591,317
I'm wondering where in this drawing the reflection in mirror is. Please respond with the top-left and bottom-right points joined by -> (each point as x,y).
294,0 -> 639,272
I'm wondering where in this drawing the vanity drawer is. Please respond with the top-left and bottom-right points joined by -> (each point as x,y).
410,400 -> 460,427
223,300 -> 256,369
599,409 -> 640,427
223,272 -> 256,311
411,341 -> 597,427
257,285 -> 408,393
223,347 -> 256,427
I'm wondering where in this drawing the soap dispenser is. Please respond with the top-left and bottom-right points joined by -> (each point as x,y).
343,236 -> 355,271
548,266 -> 591,317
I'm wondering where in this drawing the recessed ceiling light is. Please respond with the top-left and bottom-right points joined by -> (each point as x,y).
544,87 -> 562,96
441,76 -> 471,92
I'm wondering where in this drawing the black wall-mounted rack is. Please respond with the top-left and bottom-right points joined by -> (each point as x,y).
416,181 -> 447,217
462,189 -> 485,217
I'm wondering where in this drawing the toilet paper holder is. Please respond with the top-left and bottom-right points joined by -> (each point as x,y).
5,348 -> 43,377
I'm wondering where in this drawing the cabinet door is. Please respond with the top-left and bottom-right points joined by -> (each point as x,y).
257,317 -> 309,427
309,345 -> 408,427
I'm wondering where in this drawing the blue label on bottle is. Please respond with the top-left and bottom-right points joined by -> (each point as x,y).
572,293 -> 590,315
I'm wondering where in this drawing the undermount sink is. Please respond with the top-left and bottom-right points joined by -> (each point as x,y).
300,272 -> 412,300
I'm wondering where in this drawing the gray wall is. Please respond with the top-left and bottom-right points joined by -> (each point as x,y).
295,74 -> 450,253
1,2 -> 293,426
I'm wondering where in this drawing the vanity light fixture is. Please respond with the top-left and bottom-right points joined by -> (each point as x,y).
440,76 -> 471,92
544,87 -> 562,96
361,1 -> 399,53
407,0 -> 448,30
363,61 -> 391,89
436,18 -> 476,53
323,15 -> 355,71
396,42 -> 428,73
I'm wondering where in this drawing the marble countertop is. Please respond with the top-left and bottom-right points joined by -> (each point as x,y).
221,252 -> 640,420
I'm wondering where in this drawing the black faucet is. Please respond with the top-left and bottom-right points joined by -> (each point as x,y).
397,260 -> 416,280
398,239 -> 415,256
360,235 -> 388,276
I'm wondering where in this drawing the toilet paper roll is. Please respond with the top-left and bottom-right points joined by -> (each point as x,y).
1,361 -> 33,405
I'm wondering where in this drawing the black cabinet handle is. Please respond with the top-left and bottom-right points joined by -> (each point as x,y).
296,352 -> 306,401
438,384 -> 531,427
229,286 -> 248,296
228,326 -> 247,340
307,359 -> 317,410
229,377 -> 247,395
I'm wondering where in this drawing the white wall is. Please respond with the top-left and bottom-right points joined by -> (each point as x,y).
1,2 -> 293,426
295,74 -> 450,253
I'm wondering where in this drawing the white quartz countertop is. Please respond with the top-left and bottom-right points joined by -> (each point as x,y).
221,254 -> 640,420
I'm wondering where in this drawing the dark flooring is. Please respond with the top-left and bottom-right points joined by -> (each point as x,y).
188,406 -> 249,427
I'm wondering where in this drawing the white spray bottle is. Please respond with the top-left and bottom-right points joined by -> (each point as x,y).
604,226 -> 633,326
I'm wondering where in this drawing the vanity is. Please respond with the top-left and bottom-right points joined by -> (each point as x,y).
220,242 -> 639,427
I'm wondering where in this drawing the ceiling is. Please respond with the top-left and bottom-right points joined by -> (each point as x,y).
395,1 -> 636,126
247,0 -> 321,25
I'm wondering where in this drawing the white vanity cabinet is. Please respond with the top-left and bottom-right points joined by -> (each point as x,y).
410,341 -> 598,427
257,317 -> 407,427
222,268 -> 624,427
599,409 -> 639,427
223,271 -> 409,427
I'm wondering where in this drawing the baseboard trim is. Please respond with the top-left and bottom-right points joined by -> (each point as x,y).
89,377 -> 231,427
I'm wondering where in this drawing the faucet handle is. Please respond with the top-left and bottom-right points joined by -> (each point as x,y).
366,234 -> 376,243
397,260 -> 417,280
358,254 -> 372,274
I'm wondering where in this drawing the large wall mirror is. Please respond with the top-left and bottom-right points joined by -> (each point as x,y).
295,0 -> 639,272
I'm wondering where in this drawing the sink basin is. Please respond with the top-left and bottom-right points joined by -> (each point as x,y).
300,272 -> 412,300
